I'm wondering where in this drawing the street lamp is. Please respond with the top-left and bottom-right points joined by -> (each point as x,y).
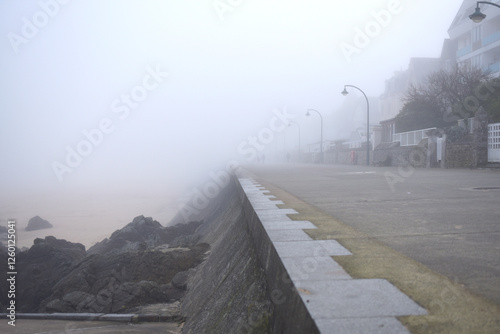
289,121 -> 301,163
341,85 -> 370,166
306,109 -> 323,163
469,1 -> 500,23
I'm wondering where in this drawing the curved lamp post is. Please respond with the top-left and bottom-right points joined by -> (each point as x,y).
469,1 -> 500,23
341,85 -> 370,166
289,120 -> 301,163
306,109 -> 323,163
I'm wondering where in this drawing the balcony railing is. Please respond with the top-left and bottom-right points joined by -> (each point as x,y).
393,127 -> 436,146
483,31 -> 500,47
456,45 -> 472,58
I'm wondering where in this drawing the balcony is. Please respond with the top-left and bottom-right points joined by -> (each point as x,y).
483,31 -> 500,47
456,45 -> 472,58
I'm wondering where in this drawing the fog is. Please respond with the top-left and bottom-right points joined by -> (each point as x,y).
0,0 -> 460,248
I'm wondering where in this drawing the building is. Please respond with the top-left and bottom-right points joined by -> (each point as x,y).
378,0 -> 500,145
378,57 -> 444,143
449,0 -> 500,76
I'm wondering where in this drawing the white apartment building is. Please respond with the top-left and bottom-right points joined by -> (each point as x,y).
450,0 -> 500,76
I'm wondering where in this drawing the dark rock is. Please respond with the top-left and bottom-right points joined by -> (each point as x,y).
164,220 -> 203,244
171,269 -> 193,290
87,215 -> 170,256
15,236 -> 86,312
38,245 -> 209,313
169,234 -> 201,248
25,216 -> 53,231
87,216 -> 204,256
3,214 -> 210,314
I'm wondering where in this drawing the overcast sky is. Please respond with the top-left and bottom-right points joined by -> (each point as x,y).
1,0 -> 462,195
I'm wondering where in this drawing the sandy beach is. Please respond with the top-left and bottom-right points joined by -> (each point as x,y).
0,189 -> 182,250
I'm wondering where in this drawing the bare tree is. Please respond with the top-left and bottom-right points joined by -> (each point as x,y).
397,65 -> 500,131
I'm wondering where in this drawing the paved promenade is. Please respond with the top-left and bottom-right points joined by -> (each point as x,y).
246,163 -> 500,333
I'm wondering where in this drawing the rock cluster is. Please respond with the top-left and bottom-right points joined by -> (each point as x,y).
0,215 -> 207,316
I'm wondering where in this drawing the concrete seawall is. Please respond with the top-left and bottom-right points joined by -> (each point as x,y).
179,175 -> 273,333
180,174 -> 320,333
180,172 -> 427,333
236,177 -> 320,333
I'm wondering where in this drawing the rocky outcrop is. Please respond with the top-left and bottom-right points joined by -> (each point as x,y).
87,215 -> 203,256
39,243 -> 209,313
16,236 -> 86,312
87,216 -> 168,256
5,215 -> 208,314
25,216 -> 53,231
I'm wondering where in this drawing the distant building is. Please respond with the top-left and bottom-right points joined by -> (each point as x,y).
449,0 -> 500,77
378,0 -> 500,144
378,57 -> 444,143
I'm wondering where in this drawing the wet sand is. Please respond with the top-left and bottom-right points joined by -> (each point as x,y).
0,189 -> 182,250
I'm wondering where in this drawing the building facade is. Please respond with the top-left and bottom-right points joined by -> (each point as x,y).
450,0 -> 500,77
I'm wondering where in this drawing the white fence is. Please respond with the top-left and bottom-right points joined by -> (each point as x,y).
488,122 -> 500,162
393,127 -> 436,146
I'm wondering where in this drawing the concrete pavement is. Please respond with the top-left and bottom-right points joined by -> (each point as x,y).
246,163 -> 500,333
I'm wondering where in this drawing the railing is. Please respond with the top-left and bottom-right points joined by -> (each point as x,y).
456,45 -> 472,58
483,31 -> 500,47
393,127 -> 436,146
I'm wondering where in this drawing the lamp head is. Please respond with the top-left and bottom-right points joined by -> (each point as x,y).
469,6 -> 486,23
341,87 -> 349,96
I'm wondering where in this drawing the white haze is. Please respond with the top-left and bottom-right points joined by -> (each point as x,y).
0,0 -> 460,248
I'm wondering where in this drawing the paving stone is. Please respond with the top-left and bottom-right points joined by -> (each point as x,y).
273,240 -> 352,257
315,317 -> 411,334
255,209 -> 298,221
295,279 -> 427,319
244,188 -> 270,195
266,229 -> 313,242
247,195 -> 277,202
248,197 -> 283,205
261,220 -> 318,230
256,208 -> 298,215
250,202 -> 284,210
281,256 -> 351,281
